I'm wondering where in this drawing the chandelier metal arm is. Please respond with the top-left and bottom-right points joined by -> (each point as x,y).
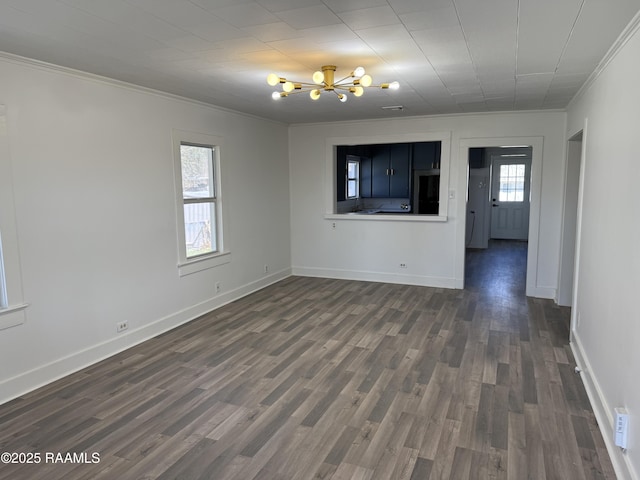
333,74 -> 353,84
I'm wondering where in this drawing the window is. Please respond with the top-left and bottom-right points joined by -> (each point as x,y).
346,158 -> 359,199
172,130 -> 229,276
498,164 -> 526,202
0,236 -> 7,309
180,144 -> 217,258
0,104 -> 28,329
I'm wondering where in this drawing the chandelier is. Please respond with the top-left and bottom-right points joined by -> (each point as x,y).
267,65 -> 399,102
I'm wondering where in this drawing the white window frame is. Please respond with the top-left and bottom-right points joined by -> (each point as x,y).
172,130 -> 230,276
346,158 -> 360,199
0,105 -> 28,330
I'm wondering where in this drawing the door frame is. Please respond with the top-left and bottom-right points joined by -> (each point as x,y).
456,136 -> 545,297
566,122 -> 588,341
557,130 -> 584,307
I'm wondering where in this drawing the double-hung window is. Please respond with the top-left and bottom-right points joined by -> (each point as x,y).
180,143 -> 217,258
0,105 -> 28,329
0,235 -> 8,309
346,158 -> 360,199
173,131 -> 229,276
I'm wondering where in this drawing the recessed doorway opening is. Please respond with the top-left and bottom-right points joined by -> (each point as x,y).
458,137 -> 543,297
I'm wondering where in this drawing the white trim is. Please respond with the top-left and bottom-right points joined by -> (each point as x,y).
0,268 -> 291,406
325,214 -> 447,223
0,51 -> 287,126
171,130 -> 230,275
0,304 -> 28,330
569,120 -> 588,334
0,105 -> 28,326
572,333 -> 637,480
178,251 -> 232,277
527,286 -> 556,300
456,137 -> 545,296
292,266 -> 456,289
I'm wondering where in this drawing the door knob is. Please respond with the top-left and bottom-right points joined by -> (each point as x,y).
492,203 -> 499,207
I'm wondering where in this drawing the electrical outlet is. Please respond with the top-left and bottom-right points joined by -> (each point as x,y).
264,264 -> 269,274
615,408 -> 629,449
400,263 -> 407,269
215,282 -> 221,293
116,321 -> 128,333
332,222 -> 336,230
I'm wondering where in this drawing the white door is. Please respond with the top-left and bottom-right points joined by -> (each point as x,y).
490,156 -> 531,240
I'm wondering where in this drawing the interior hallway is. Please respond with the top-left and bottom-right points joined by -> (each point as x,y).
0,246 -> 614,479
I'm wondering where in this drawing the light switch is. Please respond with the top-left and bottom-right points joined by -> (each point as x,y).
449,190 -> 455,199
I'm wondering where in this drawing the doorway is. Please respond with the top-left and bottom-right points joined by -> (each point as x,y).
557,131 -> 584,307
466,146 -> 532,247
465,145 -> 533,293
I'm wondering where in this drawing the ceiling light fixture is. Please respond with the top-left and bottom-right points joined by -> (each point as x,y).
267,65 -> 399,102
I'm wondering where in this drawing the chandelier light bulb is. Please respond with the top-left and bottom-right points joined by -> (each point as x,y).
312,71 -> 324,84
353,66 -> 365,77
360,74 -> 373,88
389,81 -> 400,90
271,91 -> 281,100
267,73 -> 280,86
283,81 -> 295,93
310,89 -> 321,100
352,86 -> 364,97
338,94 -> 347,103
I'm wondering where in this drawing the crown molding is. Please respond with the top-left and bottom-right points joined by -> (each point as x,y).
568,9 -> 640,109
0,51 -> 287,126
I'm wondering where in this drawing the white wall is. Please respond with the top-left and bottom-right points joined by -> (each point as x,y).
0,55 -> 291,403
289,111 -> 567,297
567,15 -> 640,480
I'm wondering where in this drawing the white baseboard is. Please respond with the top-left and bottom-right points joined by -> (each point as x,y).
0,269 -> 291,406
292,266 -> 457,289
527,285 -> 556,299
571,333 -> 637,480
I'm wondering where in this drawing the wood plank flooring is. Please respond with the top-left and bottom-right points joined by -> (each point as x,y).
0,241 -> 615,479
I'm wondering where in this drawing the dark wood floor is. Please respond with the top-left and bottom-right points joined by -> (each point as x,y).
0,240 -> 615,479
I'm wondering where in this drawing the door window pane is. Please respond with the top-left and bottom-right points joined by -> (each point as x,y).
499,164 -> 525,202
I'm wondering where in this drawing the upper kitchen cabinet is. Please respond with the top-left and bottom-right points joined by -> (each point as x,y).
412,142 -> 441,170
371,143 -> 410,198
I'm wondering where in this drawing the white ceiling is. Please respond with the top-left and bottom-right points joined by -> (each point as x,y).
1,0 -> 639,124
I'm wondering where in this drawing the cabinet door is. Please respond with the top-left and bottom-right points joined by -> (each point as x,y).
371,145 -> 390,197
413,142 -> 436,170
389,143 -> 410,197
360,156 -> 372,198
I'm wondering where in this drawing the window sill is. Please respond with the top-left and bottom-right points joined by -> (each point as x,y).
178,251 -> 231,277
325,214 -> 447,222
0,303 -> 28,331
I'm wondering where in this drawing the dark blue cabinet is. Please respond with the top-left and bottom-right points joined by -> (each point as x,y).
370,143 -> 410,198
412,142 -> 440,170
